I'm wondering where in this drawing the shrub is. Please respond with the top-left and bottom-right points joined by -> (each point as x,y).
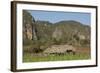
23,39 -> 33,46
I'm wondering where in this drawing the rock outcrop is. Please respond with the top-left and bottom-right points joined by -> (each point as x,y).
52,27 -> 62,41
23,10 -> 38,40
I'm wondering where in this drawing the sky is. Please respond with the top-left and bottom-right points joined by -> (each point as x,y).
28,10 -> 91,25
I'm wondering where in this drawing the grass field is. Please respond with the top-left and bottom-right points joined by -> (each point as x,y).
23,46 -> 91,62
23,52 -> 90,62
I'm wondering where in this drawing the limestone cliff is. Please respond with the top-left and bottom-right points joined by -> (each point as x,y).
23,10 -> 38,40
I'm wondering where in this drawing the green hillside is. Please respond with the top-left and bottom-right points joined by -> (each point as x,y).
23,10 -> 90,49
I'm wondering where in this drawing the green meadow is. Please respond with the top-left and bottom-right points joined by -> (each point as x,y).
23,52 -> 90,62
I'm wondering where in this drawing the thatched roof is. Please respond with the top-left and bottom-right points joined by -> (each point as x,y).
43,45 -> 75,54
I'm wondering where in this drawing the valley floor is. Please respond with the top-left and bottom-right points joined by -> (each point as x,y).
23,48 -> 90,62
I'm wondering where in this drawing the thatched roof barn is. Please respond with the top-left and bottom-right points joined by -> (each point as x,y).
43,45 -> 76,54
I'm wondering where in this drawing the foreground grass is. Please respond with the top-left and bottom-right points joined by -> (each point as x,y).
23,53 -> 90,62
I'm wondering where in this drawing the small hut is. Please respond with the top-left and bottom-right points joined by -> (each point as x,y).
43,45 -> 76,55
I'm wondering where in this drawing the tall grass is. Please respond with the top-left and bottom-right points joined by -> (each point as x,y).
23,53 -> 90,62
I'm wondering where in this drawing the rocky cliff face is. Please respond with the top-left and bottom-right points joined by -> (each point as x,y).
23,10 -> 38,40
52,27 -> 63,41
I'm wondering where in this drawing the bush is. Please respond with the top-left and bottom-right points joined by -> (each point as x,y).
23,39 -> 33,46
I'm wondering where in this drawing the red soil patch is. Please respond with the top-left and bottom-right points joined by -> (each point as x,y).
75,47 -> 90,55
